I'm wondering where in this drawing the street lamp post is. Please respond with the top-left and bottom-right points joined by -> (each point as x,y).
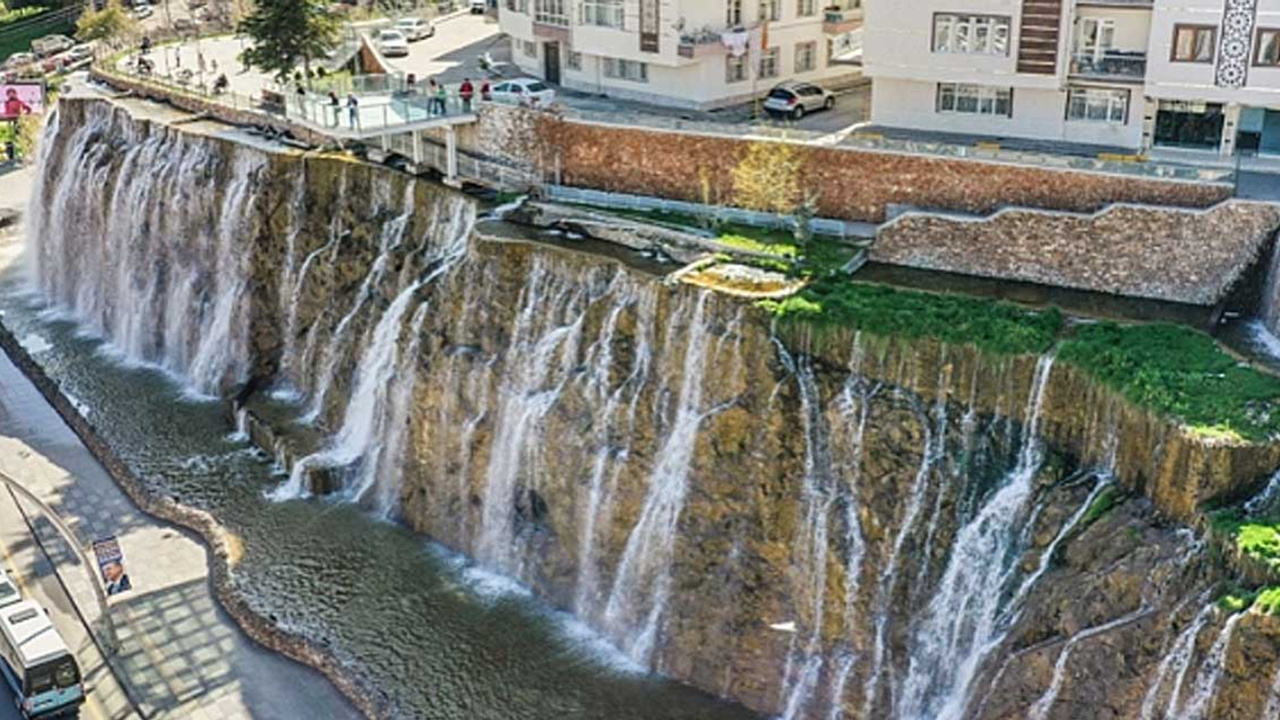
0,470 -> 120,654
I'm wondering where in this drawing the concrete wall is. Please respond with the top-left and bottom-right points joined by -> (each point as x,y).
870,78 -> 1147,149
872,200 -> 1280,305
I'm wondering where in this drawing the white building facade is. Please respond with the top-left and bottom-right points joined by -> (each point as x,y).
497,0 -> 863,109
865,0 -> 1280,156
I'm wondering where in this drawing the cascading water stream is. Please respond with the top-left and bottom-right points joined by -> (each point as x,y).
573,290 -> 657,617
1175,611 -> 1243,720
269,199 -> 473,502
29,106 -> 262,395
303,180 -> 417,422
896,354 -> 1056,720
603,293 -> 722,668
1139,601 -> 1218,720
1027,606 -> 1152,720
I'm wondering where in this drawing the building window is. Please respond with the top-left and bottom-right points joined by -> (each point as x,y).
534,0 -> 568,26
1067,87 -> 1128,123
795,41 -> 817,72
726,54 -> 749,83
797,0 -> 817,17
1172,25 -> 1216,63
522,40 -> 538,58
567,50 -> 582,70
603,57 -> 649,82
933,14 -> 1011,55
759,47 -> 780,78
581,0 -> 624,28
759,0 -> 779,22
505,0 -> 528,11
936,83 -> 1012,117
1257,28 -> 1280,66
727,0 -> 743,26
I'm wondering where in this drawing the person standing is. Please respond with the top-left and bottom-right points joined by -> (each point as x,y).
459,77 -> 474,112
329,91 -> 340,126
427,79 -> 441,114
480,80 -> 492,102
434,80 -> 448,115
347,93 -> 359,128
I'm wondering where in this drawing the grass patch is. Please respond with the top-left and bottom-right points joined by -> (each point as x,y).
1257,587 -> 1280,615
1218,589 -> 1258,614
1059,323 -> 1280,443
1082,486 -> 1123,526
761,281 -> 1063,356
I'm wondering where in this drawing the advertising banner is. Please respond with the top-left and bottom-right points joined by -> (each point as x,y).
1,83 -> 44,121
92,536 -> 132,596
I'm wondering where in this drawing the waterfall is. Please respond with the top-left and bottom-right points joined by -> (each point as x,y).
860,366 -> 948,717
896,354 -> 1056,720
303,179 -> 417,422
1246,468 -> 1280,517
29,105 -> 263,395
474,260 -> 592,570
602,293 -> 722,668
1175,611 -> 1242,720
1139,602 -> 1217,720
1259,235 -> 1280,336
269,199 -> 473,502
776,353 -> 840,720
1027,607 -> 1151,720
573,290 -> 658,617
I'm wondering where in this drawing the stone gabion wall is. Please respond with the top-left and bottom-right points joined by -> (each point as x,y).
871,201 -> 1280,305
448,105 -> 1235,223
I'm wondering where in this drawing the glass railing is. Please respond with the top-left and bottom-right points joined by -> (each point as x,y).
1070,52 -> 1147,79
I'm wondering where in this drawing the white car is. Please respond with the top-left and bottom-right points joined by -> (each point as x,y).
470,0 -> 488,13
395,17 -> 434,42
378,29 -> 410,57
490,78 -> 556,107
132,1 -> 154,19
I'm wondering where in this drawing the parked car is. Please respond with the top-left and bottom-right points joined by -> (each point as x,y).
378,29 -> 410,57
470,0 -> 488,13
489,77 -> 555,107
2,52 -> 37,71
30,34 -> 75,58
395,17 -> 434,42
173,17 -> 198,33
763,81 -> 835,120
132,1 -> 154,19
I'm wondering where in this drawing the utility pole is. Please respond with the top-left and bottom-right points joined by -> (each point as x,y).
0,470 -> 120,655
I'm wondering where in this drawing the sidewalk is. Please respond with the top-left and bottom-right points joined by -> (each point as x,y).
0,335 -> 359,719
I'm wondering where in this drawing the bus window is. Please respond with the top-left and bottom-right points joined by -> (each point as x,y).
24,655 -> 80,697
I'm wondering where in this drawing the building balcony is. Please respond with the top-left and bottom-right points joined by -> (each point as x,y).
678,28 -> 730,59
823,7 -> 862,34
532,14 -> 570,41
1069,51 -> 1147,82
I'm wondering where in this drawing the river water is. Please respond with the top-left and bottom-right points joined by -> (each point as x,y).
0,271 -> 757,720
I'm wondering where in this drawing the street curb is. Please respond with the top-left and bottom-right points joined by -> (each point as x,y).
0,321 -> 385,720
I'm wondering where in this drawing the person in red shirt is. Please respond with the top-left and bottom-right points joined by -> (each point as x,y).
480,80 -> 491,102
3,88 -> 31,120
459,78 -> 474,112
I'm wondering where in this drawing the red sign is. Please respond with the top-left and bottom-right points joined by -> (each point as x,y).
1,83 -> 44,121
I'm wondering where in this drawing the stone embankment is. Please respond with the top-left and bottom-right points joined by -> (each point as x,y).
872,201 -> 1280,308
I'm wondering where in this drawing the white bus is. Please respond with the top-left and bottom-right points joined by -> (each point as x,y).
0,601 -> 83,719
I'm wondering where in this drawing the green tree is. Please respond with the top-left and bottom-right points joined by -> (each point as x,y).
237,0 -> 340,82
75,0 -> 137,43
731,139 -> 805,216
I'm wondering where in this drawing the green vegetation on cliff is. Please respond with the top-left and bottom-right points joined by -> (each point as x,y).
1257,586 -> 1280,615
761,280 -> 1063,356
1059,323 -> 1280,443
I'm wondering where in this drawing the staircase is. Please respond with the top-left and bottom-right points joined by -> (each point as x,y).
1016,0 -> 1064,75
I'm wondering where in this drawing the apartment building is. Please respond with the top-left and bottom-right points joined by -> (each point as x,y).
864,0 -> 1280,156
498,0 -> 864,109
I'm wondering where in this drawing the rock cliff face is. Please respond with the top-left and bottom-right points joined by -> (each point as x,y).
32,97 -> 1280,719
